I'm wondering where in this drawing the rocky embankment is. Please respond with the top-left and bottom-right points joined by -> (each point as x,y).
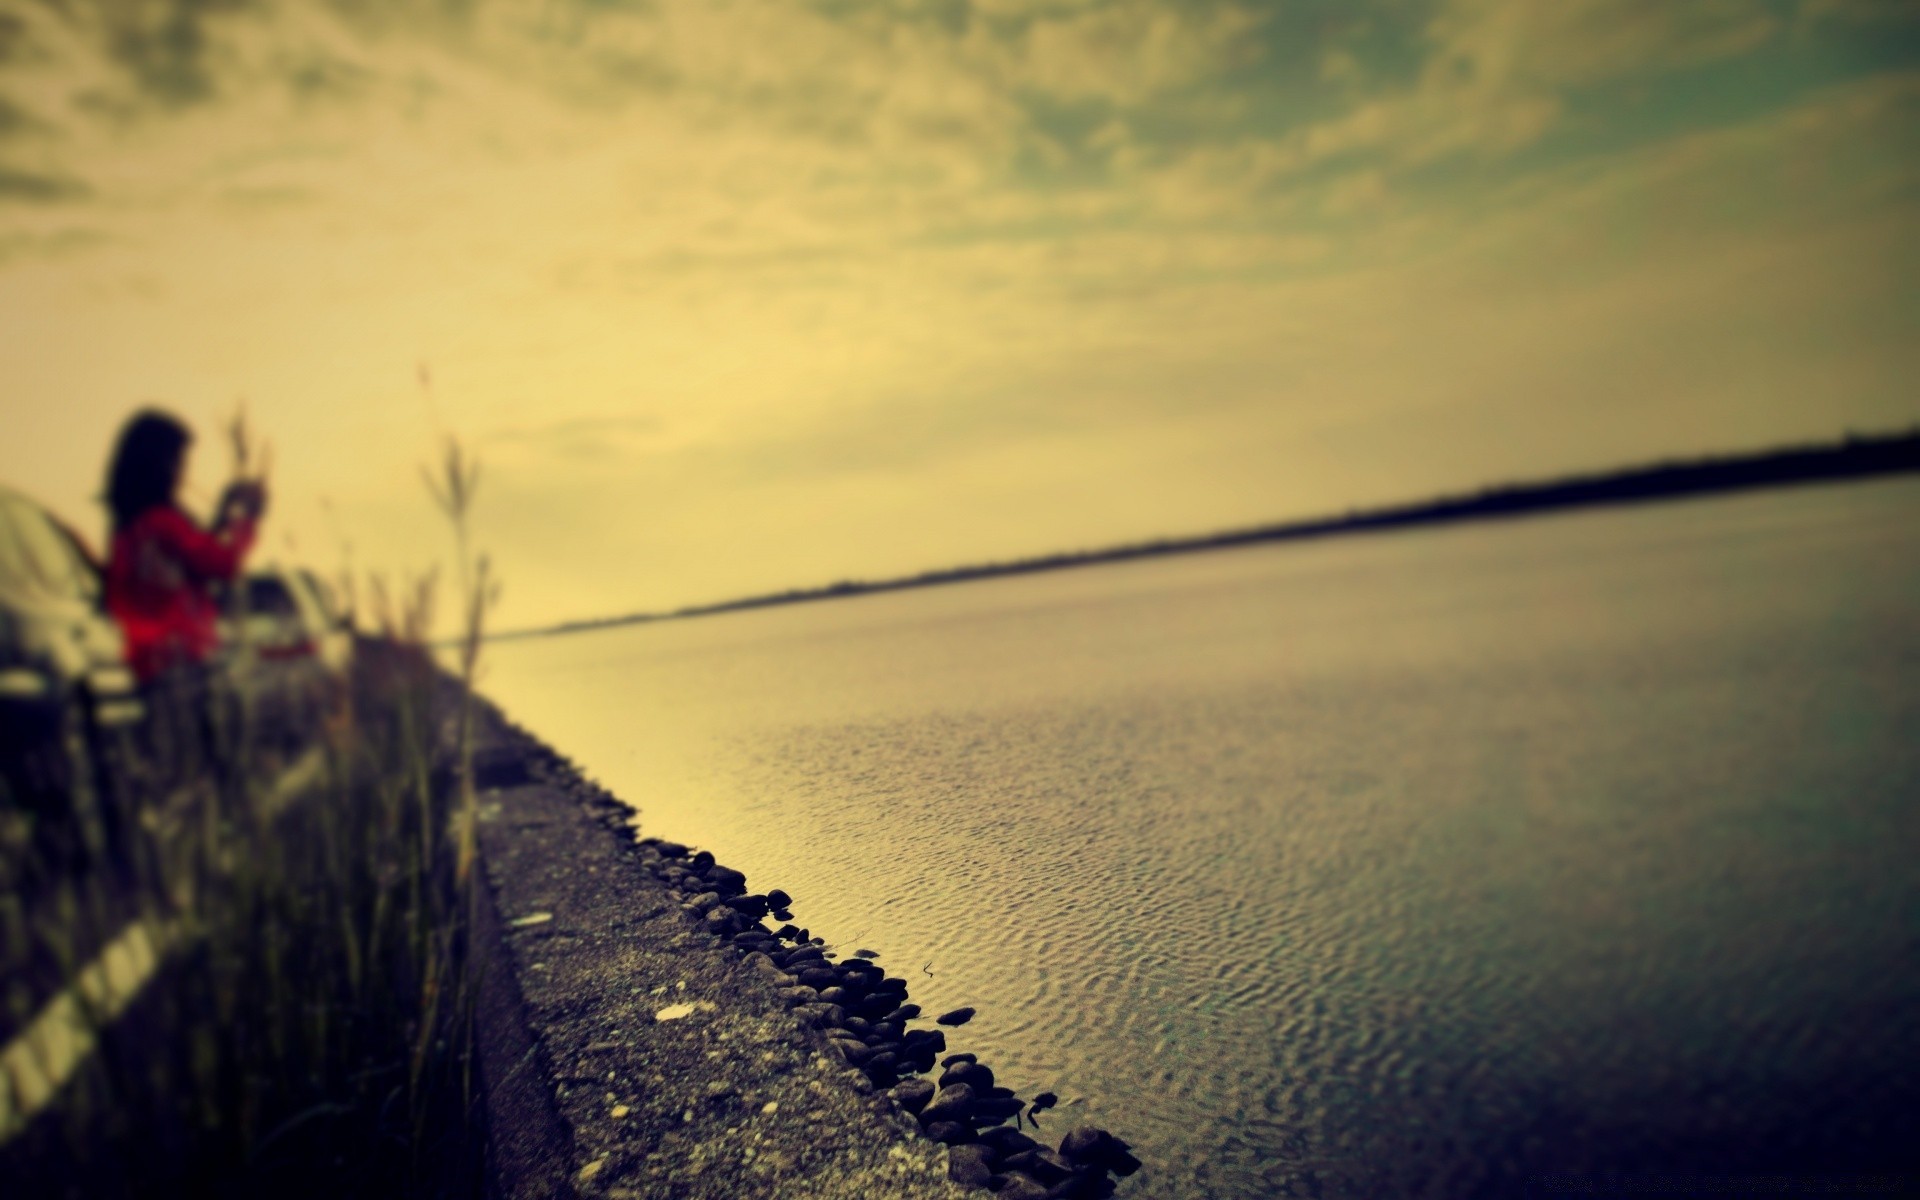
470,708 -> 1139,1200
633,835 -> 1142,1200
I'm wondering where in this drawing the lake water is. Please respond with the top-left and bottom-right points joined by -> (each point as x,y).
482,479 -> 1920,1199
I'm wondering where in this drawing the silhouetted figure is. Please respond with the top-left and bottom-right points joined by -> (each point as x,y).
102,410 -> 266,790
103,410 -> 265,682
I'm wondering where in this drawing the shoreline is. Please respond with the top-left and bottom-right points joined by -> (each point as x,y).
494,429 -> 1920,644
467,699 -> 1140,1199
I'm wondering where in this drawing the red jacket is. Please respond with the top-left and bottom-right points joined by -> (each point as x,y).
105,505 -> 256,683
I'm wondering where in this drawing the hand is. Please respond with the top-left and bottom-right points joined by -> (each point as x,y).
218,480 -> 267,523
244,479 -> 270,519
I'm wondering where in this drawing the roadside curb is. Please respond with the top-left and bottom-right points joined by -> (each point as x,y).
467,707 -> 975,1199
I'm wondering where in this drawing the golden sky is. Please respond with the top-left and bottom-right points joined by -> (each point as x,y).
0,0 -> 1915,630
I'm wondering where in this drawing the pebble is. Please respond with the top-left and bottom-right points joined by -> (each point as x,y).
918,1081 -> 975,1125
646,833 -> 1142,1198
940,1061 -> 994,1091
923,1120 -> 972,1146
947,1143 -> 996,1186
977,1126 -> 1039,1157
994,1172 -> 1051,1200
1058,1127 -> 1109,1164
890,1078 -> 935,1115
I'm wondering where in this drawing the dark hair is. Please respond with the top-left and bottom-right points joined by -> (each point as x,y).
106,409 -> 192,530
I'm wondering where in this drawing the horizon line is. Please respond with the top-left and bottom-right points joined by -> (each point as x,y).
486,424 -> 1920,644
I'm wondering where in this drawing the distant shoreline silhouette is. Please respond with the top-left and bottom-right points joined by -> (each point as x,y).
500,427 -> 1920,642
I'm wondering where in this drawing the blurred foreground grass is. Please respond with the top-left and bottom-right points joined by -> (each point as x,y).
2,438 -> 499,1199
3,631 -> 489,1199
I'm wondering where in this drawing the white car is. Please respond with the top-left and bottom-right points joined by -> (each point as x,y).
220,566 -> 351,739
288,568 -> 353,676
0,486 -> 145,875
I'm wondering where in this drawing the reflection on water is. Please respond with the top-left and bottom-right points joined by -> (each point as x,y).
484,479 -> 1920,1199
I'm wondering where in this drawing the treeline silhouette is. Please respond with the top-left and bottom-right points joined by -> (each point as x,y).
511,427 -> 1920,641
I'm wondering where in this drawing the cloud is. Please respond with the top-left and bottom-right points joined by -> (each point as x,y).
1271,0 -> 1784,174
0,162 -> 89,201
0,0 -> 1911,627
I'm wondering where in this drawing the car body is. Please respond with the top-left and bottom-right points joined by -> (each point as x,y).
0,486 -> 145,869
218,565 -> 352,739
288,568 -> 353,676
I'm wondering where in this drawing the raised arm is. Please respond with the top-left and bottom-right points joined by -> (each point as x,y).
148,505 -> 257,581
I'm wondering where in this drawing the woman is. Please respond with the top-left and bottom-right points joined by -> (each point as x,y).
103,409 -> 267,683
103,410 -> 268,798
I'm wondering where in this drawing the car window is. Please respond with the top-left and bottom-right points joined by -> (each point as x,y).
245,576 -> 301,616
49,521 -> 102,603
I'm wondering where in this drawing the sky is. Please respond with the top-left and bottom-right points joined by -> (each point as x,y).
0,0 -> 1914,631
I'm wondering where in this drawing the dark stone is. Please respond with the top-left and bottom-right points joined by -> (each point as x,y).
841,1016 -> 870,1035
817,987 -> 848,1004
1057,1128 -> 1109,1166
818,1003 -> 849,1028
854,947 -> 880,959
794,1002 -> 846,1029
723,893 -> 769,919
924,1121 -> 974,1146
977,1126 -> 1039,1157
869,1020 -> 904,1043
777,986 -> 817,1006
691,850 -> 715,867
884,1004 -> 921,1023
684,891 -> 722,913
898,1046 -> 938,1074
940,1062 -> 994,1092
851,996 -> 895,1022
653,840 -> 687,857
941,1053 -> 978,1069
949,1143 -> 996,1187
765,888 -> 791,909
866,1051 -> 898,1075
773,923 -> 800,940
972,1094 -> 1024,1125
706,865 -> 746,895
770,909 -> 794,922
891,1077 -> 935,1114
902,1029 -> 947,1055
704,907 -> 745,937
918,1081 -> 976,1125
1003,1149 -> 1073,1186
995,1173 -> 1051,1200
1106,1147 -> 1141,1178
936,1007 -> 976,1027
833,1039 -> 874,1066
798,967 -> 840,991
1031,1092 -> 1058,1111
